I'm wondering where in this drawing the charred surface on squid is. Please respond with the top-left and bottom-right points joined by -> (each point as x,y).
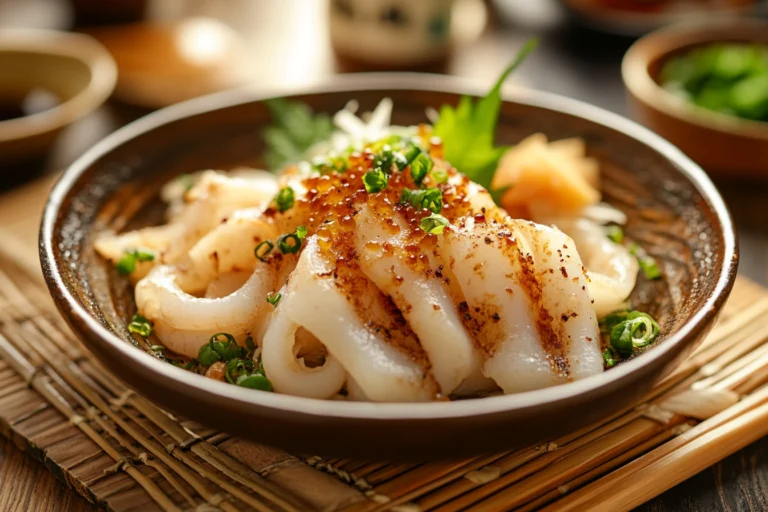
502,224 -> 571,379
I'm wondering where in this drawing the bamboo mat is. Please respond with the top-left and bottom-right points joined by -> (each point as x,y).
2,178 -> 768,511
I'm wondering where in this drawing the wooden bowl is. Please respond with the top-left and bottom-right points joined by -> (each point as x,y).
39,74 -> 738,459
0,30 -> 117,165
558,0 -> 760,37
622,20 -> 768,178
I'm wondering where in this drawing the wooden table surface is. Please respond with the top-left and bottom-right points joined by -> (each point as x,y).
2,0 -> 768,510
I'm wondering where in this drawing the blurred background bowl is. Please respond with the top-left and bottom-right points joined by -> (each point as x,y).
0,29 -> 116,167
559,0 -> 762,37
622,20 -> 768,178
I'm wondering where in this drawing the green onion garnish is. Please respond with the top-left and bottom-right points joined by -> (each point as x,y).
178,173 -> 195,192
373,146 -> 395,174
608,311 -> 660,357
224,358 -> 254,384
266,291 -> 282,306
116,249 -> 155,276
245,336 -> 256,358
397,144 -> 421,171
295,225 -> 308,239
128,313 -> 153,337
236,373 -> 273,391
419,213 -> 450,234
312,155 -> 348,174
198,343 -> 220,367
629,243 -> 661,280
277,233 -> 302,254
198,332 -> 245,366
363,169 -> 388,193
254,240 -> 274,261
602,348 -> 619,368
400,188 -> 443,214
222,357 -> 272,390
274,187 -> 295,212
431,168 -> 448,184
149,345 -> 165,353
410,153 -> 433,185
606,225 -> 624,244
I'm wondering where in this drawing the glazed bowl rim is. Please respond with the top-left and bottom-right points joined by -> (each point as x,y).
622,18 -> 768,141
0,29 -> 117,141
39,72 -> 738,420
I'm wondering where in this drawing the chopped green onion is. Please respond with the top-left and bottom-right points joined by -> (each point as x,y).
370,135 -> 404,152
431,168 -> 448,184
149,345 -> 165,353
638,258 -> 661,280
400,188 -> 443,214
602,348 -> 619,368
398,144 -> 422,171
236,373 -> 273,391
116,249 -> 155,276
312,155 -> 348,174
629,243 -> 661,280
254,240 -> 274,261
410,153 -> 433,185
245,337 -> 256,358
606,225 -> 624,244
419,213 -> 449,234
178,173 -> 195,192
295,225 -> 308,239
599,310 -> 630,334
198,332 -> 245,366
608,311 -> 661,357
134,249 -> 155,261
277,233 -> 302,254
373,146 -> 395,174
198,343 -> 220,367
225,358 -> 255,385
128,313 -> 153,337
274,187 -> 295,212
266,291 -> 282,306
363,169 -> 388,193
393,152 -> 408,171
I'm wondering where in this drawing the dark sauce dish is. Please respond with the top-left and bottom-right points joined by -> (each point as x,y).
39,74 -> 737,459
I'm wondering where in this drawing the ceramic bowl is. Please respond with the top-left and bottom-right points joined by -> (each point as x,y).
622,20 -> 768,178
39,74 -> 738,459
0,29 -> 117,165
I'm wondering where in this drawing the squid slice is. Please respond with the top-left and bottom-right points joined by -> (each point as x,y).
135,263 -> 275,358
94,224 -> 182,280
514,220 -> 603,380
280,237 -> 436,402
346,375 -> 369,401
440,217 -> 561,393
161,172 -> 279,264
354,204 -> 478,396
261,298 -> 346,399
179,208 -> 278,293
205,271 -> 251,299
550,218 -> 638,317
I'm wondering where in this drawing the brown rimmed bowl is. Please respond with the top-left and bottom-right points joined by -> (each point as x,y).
39,74 -> 738,459
622,20 -> 768,178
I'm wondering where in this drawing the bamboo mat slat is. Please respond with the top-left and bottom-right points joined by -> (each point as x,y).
2,180 -> 768,511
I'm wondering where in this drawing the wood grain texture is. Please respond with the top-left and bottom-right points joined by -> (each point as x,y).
637,438 -> 768,512
0,436 -> 92,512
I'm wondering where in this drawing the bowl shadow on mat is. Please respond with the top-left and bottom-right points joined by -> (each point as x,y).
40,74 -> 737,460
